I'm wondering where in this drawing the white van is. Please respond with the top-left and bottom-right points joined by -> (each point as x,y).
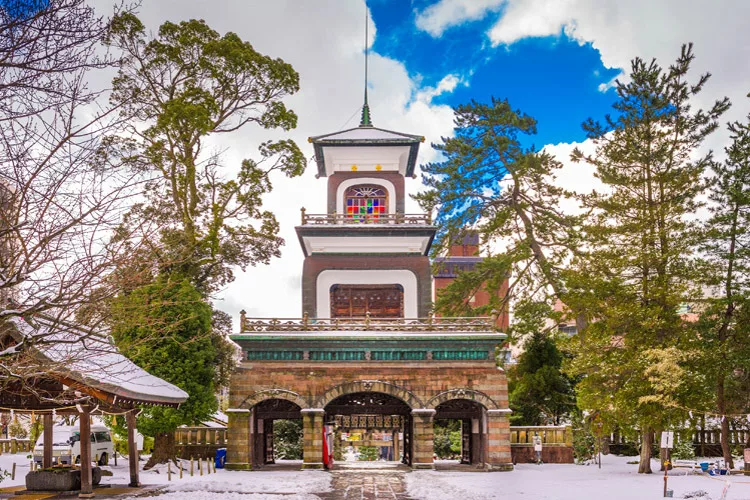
33,425 -> 114,466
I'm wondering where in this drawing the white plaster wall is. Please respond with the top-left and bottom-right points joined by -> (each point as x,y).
316,269 -> 418,318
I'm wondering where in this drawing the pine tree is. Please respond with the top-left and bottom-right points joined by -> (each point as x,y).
416,98 -> 582,337
509,330 -> 575,425
691,97 -> 750,468
567,44 -> 729,473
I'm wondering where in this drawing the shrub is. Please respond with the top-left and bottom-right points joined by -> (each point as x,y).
357,446 -> 378,461
8,420 -> 27,439
671,437 -> 696,461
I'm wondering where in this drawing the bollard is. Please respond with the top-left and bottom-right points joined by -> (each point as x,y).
190,457 -> 194,477
199,457 -> 203,476
11,463 -> 15,480
206,456 -> 210,475
212,456 -> 216,474
180,461 -> 183,479
114,450 -> 117,466
168,461 -> 171,481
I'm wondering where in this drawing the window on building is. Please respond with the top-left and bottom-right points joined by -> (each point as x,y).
558,324 -> 577,336
345,185 -> 387,220
330,285 -> 403,318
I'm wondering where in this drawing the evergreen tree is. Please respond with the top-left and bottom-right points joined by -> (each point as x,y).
416,98 -> 582,337
104,14 -> 304,464
433,419 -> 462,459
272,419 -> 303,460
690,96 -> 750,468
566,44 -> 729,473
110,275 -> 216,467
509,330 -> 575,425
106,14 -> 306,295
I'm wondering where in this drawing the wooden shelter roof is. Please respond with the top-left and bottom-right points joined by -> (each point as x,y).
0,315 -> 188,411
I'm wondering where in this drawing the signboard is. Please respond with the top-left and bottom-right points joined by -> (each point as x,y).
660,431 -> 674,449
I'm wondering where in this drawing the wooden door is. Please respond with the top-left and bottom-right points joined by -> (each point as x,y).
264,421 -> 275,464
330,285 -> 404,318
461,419 -> 471,464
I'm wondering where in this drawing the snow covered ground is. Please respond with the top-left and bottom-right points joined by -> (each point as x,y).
408,454 -> 750,500
0,453 -> 330,499
3,452 -> 750,499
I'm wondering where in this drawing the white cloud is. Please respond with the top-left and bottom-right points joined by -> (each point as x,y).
111,0 -> 458,326
415,0 -> 504,37
416,0 -> 750,126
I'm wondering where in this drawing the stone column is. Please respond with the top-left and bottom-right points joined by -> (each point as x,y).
487,409 -> 513,471
225,408 -> 252,470
411,409 -> 435,470
301,409 -> 325,469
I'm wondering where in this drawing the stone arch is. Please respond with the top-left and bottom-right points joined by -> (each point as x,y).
239,389 -> 308,410
315,380 -> 424,409
427,388 -> 498,410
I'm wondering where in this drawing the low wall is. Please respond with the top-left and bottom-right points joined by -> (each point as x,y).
0,438 -> 32,454
174,427 -> 226,460
510,426 -> 574,464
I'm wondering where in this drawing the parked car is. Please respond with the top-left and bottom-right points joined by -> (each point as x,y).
33,425 -> 114,466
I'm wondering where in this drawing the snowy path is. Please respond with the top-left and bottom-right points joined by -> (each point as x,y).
317,470 -> 412,499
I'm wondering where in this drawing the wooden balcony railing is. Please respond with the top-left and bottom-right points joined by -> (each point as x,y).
238,313 -> 498,333
300,208 -> 432,226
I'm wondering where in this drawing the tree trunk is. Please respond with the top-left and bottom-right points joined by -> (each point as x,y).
638,429 -> 653,474
717,374 -> 735,469
144,432 -> 176,469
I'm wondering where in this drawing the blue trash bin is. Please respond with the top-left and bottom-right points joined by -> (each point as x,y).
215,448 -> 227,469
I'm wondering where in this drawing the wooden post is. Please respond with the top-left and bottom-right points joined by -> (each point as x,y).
199,457 -> 203,476
11,462 -> 15,480
43,413 -> 53,469
179,461 -> 183,479
79,406 -> 93,498
190,457 -> 194,476
126,409 -> 140,487
167,461 -> 171,481
239,310 -> 247,333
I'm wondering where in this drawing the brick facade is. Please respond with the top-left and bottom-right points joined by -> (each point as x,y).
301,254 -> 432,318
226,359 -> 513,471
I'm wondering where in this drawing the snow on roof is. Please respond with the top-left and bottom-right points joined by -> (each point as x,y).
8,315 -> 188,407
310,126 -> 423,143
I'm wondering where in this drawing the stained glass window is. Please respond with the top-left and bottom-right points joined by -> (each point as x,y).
345,185 -> 387,220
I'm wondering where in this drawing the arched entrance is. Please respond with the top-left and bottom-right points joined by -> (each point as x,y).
252,398 -> 302,468
434,399 -> 487,467
324,391 -> 413,467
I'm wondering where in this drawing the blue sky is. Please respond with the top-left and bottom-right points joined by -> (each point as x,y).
368,0 -> 620,148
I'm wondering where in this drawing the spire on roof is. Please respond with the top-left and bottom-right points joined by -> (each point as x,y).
359,6 -> 373,128
360,90 -> 372,127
